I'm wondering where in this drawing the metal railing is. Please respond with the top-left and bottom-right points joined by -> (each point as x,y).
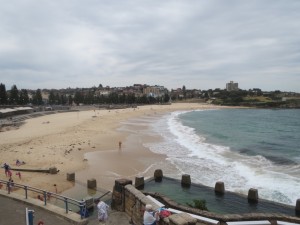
0,179 -> 86,219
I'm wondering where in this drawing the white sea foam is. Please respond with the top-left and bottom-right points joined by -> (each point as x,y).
142,110 -> 300,206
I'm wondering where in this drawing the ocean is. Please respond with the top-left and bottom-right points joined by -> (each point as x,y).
134,108 -> 300,206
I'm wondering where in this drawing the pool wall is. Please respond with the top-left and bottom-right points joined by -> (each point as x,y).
142,176 -> 298,216
111,177 -> 300,225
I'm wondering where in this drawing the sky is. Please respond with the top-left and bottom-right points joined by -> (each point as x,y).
0,0 -> 300,92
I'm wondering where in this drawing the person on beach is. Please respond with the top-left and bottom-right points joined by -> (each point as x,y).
7,169 -> 12,179
3,163 -> 10,177
143,204 -> 159,225
118,141 -> 122,150
16,159 -> 21,166
16,172 -> 21,180
15,159 -> 25,166
96,200 -> 109,224
37,195 -> 44,201
6,180 -> 12,194
54,184 -> 58,193
9,178 -> 14,190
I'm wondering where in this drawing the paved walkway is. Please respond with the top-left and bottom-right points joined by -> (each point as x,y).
0,191 -> 131,225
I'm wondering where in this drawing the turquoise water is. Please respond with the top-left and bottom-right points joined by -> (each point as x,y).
141,108 -> 300,206
180,109 -> 300,165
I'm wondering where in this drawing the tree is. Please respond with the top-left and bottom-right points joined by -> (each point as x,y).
84,91 -> 94,104
10,85 -> 19,104
108,92 -> 119,104
68,95 -> 73,105
19,89 -> 29,105
32,89 -> 43,105
119,93 -> 126,104
148,96 -> 156,104
163,93 -> 170,103
0,83 -> 7,104
182,85 -> 186,99
55,93 -> 60,104
60,94 -> 67,105
48,91 -> 56,104
137,94 -> 148,104
74,91 -> 83,105
126,93 -> 136,104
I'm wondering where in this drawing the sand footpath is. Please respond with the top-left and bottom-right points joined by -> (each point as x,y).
0,103 -> 230,195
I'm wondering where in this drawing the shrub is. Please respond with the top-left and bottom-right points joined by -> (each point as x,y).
186,199 -> 208,211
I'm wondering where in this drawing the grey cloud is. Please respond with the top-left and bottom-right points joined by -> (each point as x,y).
0,0 -> 300,91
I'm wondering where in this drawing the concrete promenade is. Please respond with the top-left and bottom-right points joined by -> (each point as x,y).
0,190 -> 131,225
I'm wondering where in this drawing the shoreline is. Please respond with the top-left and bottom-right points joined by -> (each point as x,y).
0,103 -> 233,196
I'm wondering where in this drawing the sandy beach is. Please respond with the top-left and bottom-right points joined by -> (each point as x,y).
0,103 -> 229,196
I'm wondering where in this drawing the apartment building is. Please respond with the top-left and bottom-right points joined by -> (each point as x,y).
226,81 -> 239,91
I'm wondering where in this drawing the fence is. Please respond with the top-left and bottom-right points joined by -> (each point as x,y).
0,179 -> 86,219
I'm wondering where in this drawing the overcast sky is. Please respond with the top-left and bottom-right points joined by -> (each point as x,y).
0,0 -> 300,92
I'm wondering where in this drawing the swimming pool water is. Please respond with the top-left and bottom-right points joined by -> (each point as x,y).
142,178 -> 297,216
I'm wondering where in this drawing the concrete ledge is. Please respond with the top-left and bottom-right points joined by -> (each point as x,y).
168,208 -> 219,225
277,222 -> 300,225
0,190 -> 88,225
146,195 -> 165,208
227,221 -> 270,225
169,213 -> 197,225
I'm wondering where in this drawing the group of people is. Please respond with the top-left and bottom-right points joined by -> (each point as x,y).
2,163 -> 14,193
94,200 -> 170,225
143,204 -> 173,225
2,161 -> 23,179
36,184 -> 58,202
1,162 -> 24,193
143,204 -> 160,225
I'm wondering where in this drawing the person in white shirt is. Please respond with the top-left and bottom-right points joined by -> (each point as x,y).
143,204 -> 159,225
97,200 -> 109,224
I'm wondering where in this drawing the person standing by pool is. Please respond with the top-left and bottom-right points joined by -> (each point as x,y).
96,199 -> 109,224
143,204 -> 159,225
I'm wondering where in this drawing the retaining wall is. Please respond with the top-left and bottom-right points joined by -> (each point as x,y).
111,178 -> 300,225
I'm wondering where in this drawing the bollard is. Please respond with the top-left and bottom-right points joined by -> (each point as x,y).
111,179 -> 132,211
215,181 -> 225,194
296,199 -> 300,213
181,174 -> 191,187
154,169 -> 163,182
49,167 -> 58,174
26,208 -> 34,225
135,176 -> 144,188
87,179 -> 97,189
248,188 -> 258,203
67,173 -> 75,181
